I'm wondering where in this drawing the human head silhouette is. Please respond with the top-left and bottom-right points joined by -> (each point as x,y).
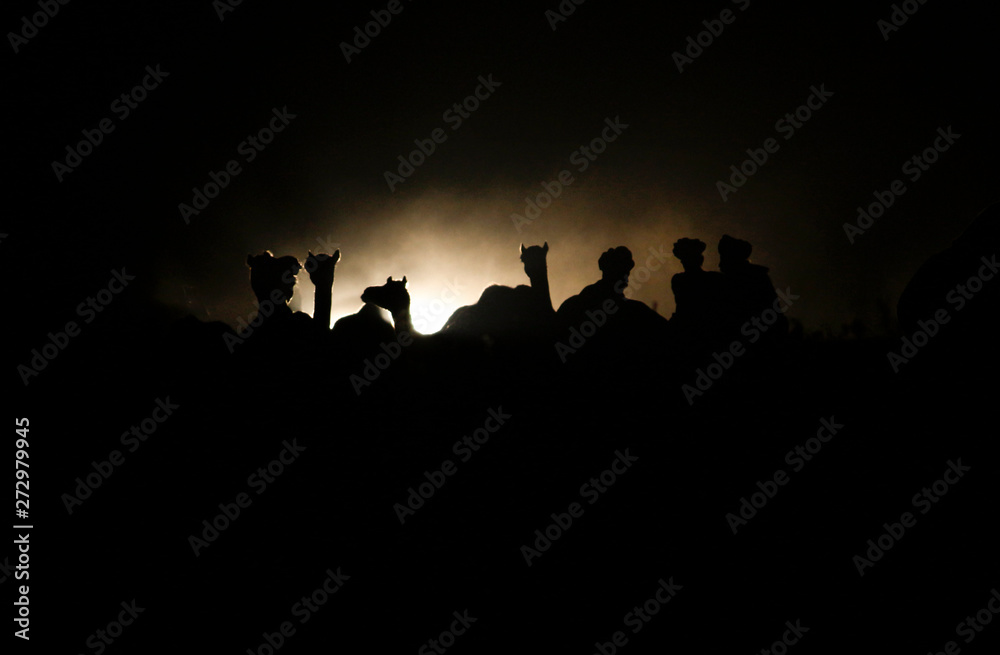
718,235 -> 752,272
599,246 -> 635,289
246,251 -> 301,305
673,238 -> 706,271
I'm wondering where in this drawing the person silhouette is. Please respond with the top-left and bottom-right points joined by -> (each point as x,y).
670,238 -> 729,351
556,246 -> 667,367
556,246 -> 634,325
671,238 -> 728,321
717,235 -> 786,342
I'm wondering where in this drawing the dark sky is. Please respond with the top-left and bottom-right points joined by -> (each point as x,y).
9,0 -> 999,337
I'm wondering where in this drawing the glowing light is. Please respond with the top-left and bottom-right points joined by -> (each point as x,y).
291,270 -> 480,335
252,192 -> 694,337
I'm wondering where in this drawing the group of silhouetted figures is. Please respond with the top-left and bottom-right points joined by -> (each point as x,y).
169,202 -> 999,397
222,234 -> 790,370
85,206 -> 1000,655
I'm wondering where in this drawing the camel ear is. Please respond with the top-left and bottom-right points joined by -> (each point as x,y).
246,254 -> 254,267
386,276 -> 392,283
402,276 -> 407,284
520,243 -> 526,254
543,241 -> 549,253
333,249 -> 341,263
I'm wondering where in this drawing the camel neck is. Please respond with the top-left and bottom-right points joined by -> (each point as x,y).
314,284 -> 332,330
528,266 -> 553,311
392,309 -> 414,335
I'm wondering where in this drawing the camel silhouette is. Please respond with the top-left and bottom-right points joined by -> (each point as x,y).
333,302 -> 395,343
305,250 -> 340,331
442,242 -> 555,342
361,276 -> 414,337
521,242 -> 554,313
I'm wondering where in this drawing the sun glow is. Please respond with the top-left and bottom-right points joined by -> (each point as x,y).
240,190 -> 694,338
291,268 -> 485,335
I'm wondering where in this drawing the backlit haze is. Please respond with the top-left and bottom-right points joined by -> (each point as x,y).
15,1 -> 995,340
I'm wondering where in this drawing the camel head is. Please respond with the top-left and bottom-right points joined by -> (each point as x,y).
361,276 -> 410,314
520,242 -> 549,278
305,249 -> 340,287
